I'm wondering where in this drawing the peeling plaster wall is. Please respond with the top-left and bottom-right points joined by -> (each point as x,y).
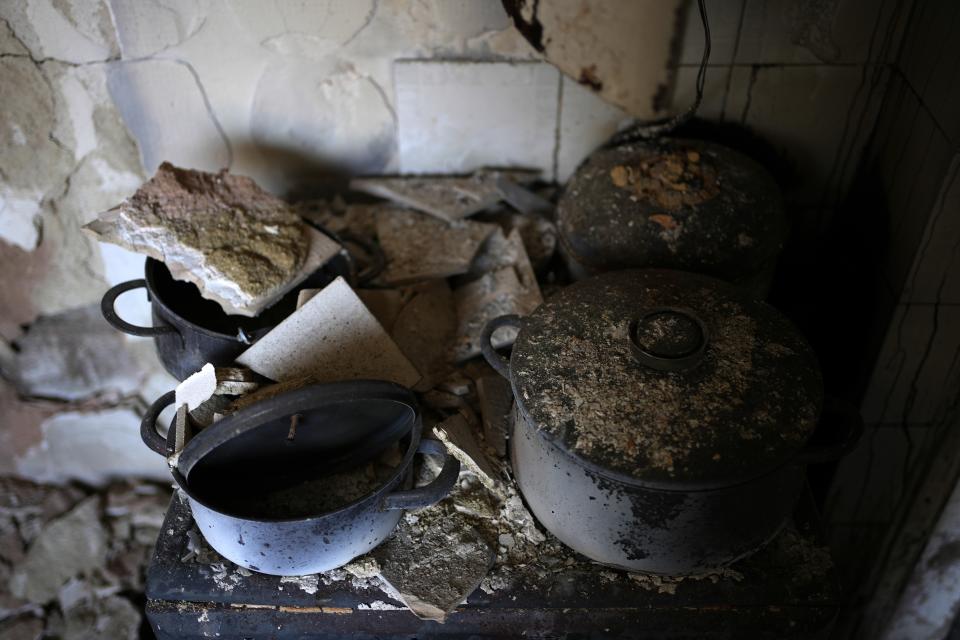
0,0 -> 630,487
0,0 -> 911,499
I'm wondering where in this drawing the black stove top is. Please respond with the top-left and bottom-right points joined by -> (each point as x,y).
146,489 -> 839,639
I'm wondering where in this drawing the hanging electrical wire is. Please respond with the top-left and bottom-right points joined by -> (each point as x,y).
606,0 -> 711,147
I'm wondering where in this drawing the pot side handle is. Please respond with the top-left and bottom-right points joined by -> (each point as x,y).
380,438 -> 460,511
480,314 -> 523,379
141,390 -> 175,456
101,280 -> 178,337
796,397 -> 865,465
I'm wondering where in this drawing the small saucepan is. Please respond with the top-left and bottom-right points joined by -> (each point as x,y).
101,228 -> 384,380
140,380 -> 458,575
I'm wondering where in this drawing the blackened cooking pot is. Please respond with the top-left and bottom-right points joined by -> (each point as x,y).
101,228 -> 384,380
557,139 -> 786,296
481,269 -> 860,575
141,380 -> 459,575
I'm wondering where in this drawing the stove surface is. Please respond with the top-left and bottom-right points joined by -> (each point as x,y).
146,489 -> 839,639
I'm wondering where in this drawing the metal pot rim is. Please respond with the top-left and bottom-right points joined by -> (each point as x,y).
175,409 -> 422,524
145,257 -> 283,343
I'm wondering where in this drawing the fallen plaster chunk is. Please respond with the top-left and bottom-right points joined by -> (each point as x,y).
175,364 -> 217,411
493,174 -> 553,216
357,289 -> 408,333
434,414 -> 505,497
373,510 -> 494,623
482,209 -> 558,271
452,266 -> 542,361
8,497 -> 108,603
476,375 -> 513,458
84,162 -> 341,317
350,170 -> 538,222
453,227 -> 542,360
391,281 -> 457,392
376,208 -> 496,285
175,364 -> 261,411
236,277 -> 421,388
437,372 -> 473,397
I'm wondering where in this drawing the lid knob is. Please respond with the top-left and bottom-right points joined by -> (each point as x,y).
629,307 -> 708,372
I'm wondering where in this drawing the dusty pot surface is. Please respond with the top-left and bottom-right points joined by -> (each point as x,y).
482,269 -> 853,574
557,139 -> 786,294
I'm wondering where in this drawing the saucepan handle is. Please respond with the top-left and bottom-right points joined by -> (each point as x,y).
480,314 -> 523,380
338,231 -> 386,286
796,397 -> 865,465
141,390 -> 175,456
101,280 -> 178,337
380,438 -> 460,511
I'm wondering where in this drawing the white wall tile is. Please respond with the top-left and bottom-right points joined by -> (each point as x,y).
679,0 -> 744,66
395,61 -> 560,178
825,424 -> 933,525
901,155 -> 960,305
861,303 -> 960,425
555,77 -> 630,183
735,0 -> 901,64
725,64 -> 883,205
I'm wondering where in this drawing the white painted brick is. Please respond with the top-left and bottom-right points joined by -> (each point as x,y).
395,61 -> 559,177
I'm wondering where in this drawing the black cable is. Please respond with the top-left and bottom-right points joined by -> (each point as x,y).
606,0 -> 711,147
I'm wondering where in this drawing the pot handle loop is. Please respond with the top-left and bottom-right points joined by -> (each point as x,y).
141,390 -> 175,456
796,398 -> 865,464
101,280 -> 178,337
480,315 -> 523,380
380,438 -> 460,511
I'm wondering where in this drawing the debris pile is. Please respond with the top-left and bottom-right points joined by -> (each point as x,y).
84,162 -> 342,317
0,476 -> 171,639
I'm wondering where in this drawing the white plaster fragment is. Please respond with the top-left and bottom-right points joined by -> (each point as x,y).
0,189 -> 42,250
236,276 -> 421,388
15,408 -> 169,486
175,363 -> 217,411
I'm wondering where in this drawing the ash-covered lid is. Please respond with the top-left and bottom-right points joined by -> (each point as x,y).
557,139 -> 786,286
509,269 -> 822,488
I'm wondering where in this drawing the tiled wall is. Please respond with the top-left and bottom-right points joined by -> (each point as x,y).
819,0 -> 960,635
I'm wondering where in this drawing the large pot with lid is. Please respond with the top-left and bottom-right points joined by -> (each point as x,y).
557,139 -> 786,296
140,380 -> 459,576
482,269 -> 859,574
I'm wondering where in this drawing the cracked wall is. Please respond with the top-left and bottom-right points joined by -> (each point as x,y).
0,0 -> 909,495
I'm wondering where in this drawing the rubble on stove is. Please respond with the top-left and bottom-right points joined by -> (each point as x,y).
349,170 -> 539,223
84,162 -> 342,317
0,476 -> 172,639
73,166 -> 565,624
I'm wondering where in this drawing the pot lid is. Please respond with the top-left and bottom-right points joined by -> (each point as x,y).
509,269 -> 823,488
557,139 -> 786,284
176,380 -> 418,496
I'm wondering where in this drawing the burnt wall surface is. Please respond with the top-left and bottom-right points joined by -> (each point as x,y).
0,0 -> 955,639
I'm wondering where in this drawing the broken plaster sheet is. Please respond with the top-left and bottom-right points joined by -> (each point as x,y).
373,509 -> 494,623
434,413 -> 505,497
376,208 -> 497,285
350,170 -> 539,223
452,229 -> 543,361
84,163 -> 342,317
236,276 -> 421,388
391,281 -> 457,392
